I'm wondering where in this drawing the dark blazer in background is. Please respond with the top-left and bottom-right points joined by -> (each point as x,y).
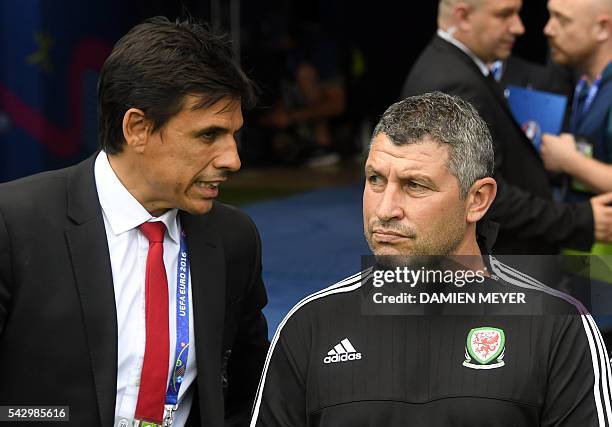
0,156 -> 269,426
401,35 -> 593,255
501,55 -> 575,96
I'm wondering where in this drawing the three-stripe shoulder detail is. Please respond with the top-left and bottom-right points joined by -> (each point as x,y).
490,256 -> 612,427
249,269 -> 371,426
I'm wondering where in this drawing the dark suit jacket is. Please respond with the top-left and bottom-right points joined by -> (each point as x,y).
501,56 -> 575,97
401,35 -> 593,255
0,156 -> 269,426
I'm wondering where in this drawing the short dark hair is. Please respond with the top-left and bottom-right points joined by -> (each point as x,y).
372,92 -> 494,198
97,16 -> 257,154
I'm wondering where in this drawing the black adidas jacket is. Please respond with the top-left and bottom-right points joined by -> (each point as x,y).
250,257 -> 612,427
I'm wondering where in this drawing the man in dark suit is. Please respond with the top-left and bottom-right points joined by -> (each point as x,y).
402,0 -> 612,255
0,17 -> 268,427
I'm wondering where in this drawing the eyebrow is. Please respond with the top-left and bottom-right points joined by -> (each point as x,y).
365,165 -> 436,187
498,6 -> 517,14
401,174 -> 435,188
551,9 -> 571,22
365,165 -> 379,175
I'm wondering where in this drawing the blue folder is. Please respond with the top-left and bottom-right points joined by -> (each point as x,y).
505,85 -> 568,152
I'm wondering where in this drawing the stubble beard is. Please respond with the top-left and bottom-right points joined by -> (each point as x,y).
365,212 -> 467,267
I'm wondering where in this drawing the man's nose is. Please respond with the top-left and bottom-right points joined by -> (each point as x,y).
215,137 -> 242,172
511,14 -> 526,36
375,185 -> 404,222
543,17 -> 554,37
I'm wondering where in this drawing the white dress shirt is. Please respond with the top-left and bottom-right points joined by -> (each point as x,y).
94,151 -> 196,426
437,28 -> 491,77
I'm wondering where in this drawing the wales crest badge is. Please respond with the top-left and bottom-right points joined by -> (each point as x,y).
463,327 -> 505,369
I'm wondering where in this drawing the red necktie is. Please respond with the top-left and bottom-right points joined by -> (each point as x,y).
135,221 -> 170,424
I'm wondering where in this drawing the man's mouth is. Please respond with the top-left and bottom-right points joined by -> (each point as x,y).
192,179 -> 226,198
195,181 -> 221,189
371,228 -> 416,243
372,228 -> 408,238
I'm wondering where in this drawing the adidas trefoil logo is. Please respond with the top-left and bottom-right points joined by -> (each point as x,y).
323,338 -> 362,364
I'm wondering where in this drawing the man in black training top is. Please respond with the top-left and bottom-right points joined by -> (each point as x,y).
249,92 -> 612,427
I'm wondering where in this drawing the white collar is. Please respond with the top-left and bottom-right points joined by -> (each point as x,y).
94,151 -> 180,242
437,28 -> 491,77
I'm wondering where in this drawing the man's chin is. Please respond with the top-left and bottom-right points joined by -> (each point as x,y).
373,252 -> 440,271
373,248 -> 397,256
495,49 -> 512,62
551,53 -> 569,66
183,199 -> 214,215
371,244 -> 414,258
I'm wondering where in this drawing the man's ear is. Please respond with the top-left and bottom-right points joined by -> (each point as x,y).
453,2 -> 473,32
594,13 -> 612,42
122,108 -> 152,154
465,177 -> 497,224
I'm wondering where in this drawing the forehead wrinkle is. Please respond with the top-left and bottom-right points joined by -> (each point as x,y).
370,142 -> 448,165
368,150 -> 436,172
368,134 -> 450,174
369,148 -> 433,162
193,110 -> 244,133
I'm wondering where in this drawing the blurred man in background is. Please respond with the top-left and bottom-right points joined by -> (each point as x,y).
259,26 -> 347,167
540,0 -> 612,349
541,0 -> 612,202
402,0 -> 612,256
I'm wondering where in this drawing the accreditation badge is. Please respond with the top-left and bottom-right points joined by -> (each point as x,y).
114,417 -> 164,427
571,139 -> 594,193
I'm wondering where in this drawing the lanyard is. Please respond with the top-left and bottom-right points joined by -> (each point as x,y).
162,230 -> 191,426
570,75 -> 602,132
119,230 -> 191,427
490,60 -> 503,82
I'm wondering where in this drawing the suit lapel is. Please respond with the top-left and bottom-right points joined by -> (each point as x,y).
481,71 -> 523,129
65,156 -> 117,427
180,208 -> 226,426
434,36 -> 541,157
435,36 -> 509,104
481,67 -> 543,157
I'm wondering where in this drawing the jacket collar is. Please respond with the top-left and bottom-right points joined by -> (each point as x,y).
65,154 -> 118,427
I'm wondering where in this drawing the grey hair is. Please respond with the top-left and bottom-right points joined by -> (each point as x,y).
371,92 -> 494,198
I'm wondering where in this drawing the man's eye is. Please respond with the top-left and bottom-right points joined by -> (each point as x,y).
406,181 -> 424,190
558,15 -> 570,26
368,175 -> 382,185
199,130 -> 221,141
496,8 -> 517,19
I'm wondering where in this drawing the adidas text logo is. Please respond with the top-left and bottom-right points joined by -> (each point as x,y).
323,338 -> 362,364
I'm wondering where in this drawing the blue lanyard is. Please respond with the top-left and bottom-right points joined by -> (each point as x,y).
164,230 -> 190,410
571,75 -> 602,132
126,231 -> 190,427
490,60 -> 503,82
